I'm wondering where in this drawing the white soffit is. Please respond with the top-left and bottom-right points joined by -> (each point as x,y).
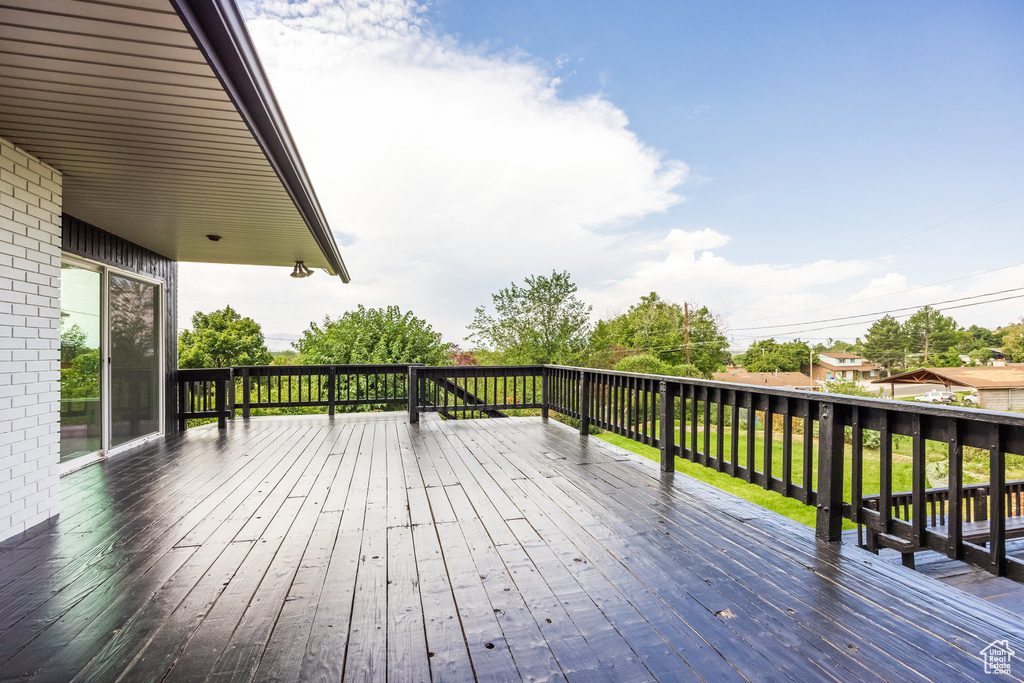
0,0 -> 349,280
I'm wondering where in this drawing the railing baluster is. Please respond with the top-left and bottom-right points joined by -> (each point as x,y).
716,389 -> 725,473
948,417 -> 962,559
802,402 -> 813,505
782,398 -> 792,497
745,393 -> 755,483
660,381 -> 675,473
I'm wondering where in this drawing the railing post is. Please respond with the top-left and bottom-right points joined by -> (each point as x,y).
328,365 -> 337,417
659,381 -> 675,473
541,367 -> 549,420
815,401 -> 845,543
409,365 -> 420,424
579,370 -> 590,436
176,374 -> 186,432
242,368 -> 251,419
215,377 -> 226,430
228,368 -> 235,420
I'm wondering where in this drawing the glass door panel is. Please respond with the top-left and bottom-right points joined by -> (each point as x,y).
59,264 -> 103,462
109,273 -> 160,448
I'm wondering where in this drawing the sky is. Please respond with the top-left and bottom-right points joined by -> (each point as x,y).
178,0 -> 1024,352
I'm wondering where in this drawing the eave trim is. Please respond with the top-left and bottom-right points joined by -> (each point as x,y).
169,0 -> 350,282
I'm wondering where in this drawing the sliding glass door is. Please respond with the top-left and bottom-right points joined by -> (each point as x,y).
108,273 -> 161,449
59,258 -> 163,464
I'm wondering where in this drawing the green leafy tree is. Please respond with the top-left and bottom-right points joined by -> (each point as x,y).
956,324 -> 1000,353
467,270 -> 592,365
612,353 -> 702,378
685,304 -> 730,378
861,315 -> 905,376
178,305 -> 273,368
1001,320 -> 1024,363
598,292 -> 728,377
296,305 -> 448,365
743,338 -> 812,373
902,306 -> 958,362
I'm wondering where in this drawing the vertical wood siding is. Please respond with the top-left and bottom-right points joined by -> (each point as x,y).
61,214 -> 180,434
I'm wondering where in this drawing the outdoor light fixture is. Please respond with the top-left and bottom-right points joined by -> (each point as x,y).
290,261 -> 313,278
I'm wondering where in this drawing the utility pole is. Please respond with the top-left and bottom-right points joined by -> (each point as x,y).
684,302 -> 690,365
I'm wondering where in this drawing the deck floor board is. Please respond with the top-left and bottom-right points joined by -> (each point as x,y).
0,412 -> 1021,681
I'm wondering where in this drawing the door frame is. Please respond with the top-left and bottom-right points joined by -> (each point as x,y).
59,254 -> 165,473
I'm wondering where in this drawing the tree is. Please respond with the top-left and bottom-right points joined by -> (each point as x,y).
957,324 -> 1000,353
296,305 -> 448,365
685,304 -> 730,378
1001,320 -> 1024,363
466,270 -> 592,365
742,339 -> 812,373
178,305 -> 273,368
861,315 -> 905,376
597,292 -> 728,378
902,306 -> 958,362
613,353 -> 702,378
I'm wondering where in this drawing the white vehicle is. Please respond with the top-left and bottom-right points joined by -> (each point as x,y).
961,393 -> 980,405
914,390 -> 957,404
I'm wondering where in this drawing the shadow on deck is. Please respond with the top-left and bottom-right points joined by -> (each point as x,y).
0,413 -> 1021,681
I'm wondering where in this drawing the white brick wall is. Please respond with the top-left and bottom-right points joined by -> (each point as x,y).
0,136 -> 61,542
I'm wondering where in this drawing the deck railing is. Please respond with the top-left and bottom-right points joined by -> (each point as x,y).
176,363 -> 1024,580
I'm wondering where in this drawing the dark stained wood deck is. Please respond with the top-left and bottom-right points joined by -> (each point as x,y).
0,413 -> 1021,682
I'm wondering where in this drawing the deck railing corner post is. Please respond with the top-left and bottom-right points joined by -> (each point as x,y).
815,400 -> 845,543
409,365 -> 420,424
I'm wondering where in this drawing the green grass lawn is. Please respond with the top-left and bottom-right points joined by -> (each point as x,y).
599,419 -> 919,530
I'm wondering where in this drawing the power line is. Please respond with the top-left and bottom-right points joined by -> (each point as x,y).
731,286 -> 1024,332
736,260 -> 1024,325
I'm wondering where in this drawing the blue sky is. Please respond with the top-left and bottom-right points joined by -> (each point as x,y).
434,0 -> 1024,263
183,0 -> 1024,350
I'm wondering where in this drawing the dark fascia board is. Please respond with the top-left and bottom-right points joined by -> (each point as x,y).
169,0 -> 350,283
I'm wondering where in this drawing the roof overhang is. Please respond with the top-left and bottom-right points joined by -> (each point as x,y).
0,0 -> 349,281
872,368 -> 972,387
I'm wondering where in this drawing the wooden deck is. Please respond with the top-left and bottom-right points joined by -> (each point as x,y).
0,413 -> 1021,682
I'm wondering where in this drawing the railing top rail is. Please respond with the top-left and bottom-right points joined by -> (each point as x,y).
417,364 -> 546,372
541,364 -> 1024,427
229,363 -> 421,372
860,479 -> 1024,501
176,368 -> 232,381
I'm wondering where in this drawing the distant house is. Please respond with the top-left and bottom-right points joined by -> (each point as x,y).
713,369 -> 814,390
873,366 -> 1024,410
806,352 -> 882,386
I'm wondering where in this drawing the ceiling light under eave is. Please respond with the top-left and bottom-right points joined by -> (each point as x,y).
290,261 -> 314,278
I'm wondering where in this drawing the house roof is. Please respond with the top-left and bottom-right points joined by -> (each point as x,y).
713,370 -> 813,388
818,352 -> 865,360
817,359 -> 881,373
0,0 -> 349,281
873,366 -> 1024,389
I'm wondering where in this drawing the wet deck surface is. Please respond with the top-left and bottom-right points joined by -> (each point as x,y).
0,413 -> 1022,682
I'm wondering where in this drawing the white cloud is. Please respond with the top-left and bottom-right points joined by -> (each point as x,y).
183,0 -> 1001,352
